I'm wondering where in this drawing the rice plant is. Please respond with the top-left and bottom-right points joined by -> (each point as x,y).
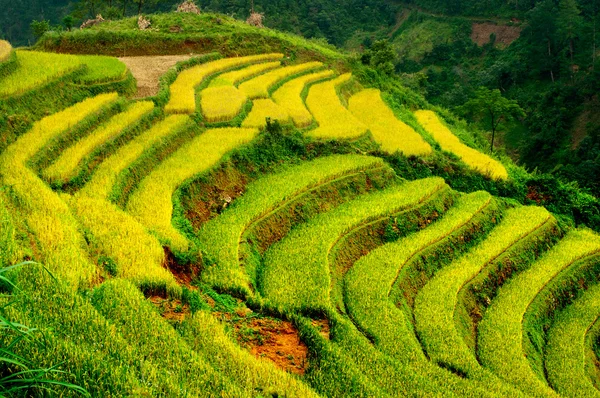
241,99 -> 290,128
272,69 -> 335,127
0,40 -> 11,62
348,89 -> 432,156
126,127 -> 259,252
209,61 -> 281,87
305,73 -> 368,139
0,50 -> 83,97
43,101 -> 155,184
414,110 -> 508,180
479,229 -> 600,397
74,55 -> 129,84
414,206 -> 553,378
545,279 -> 600,397
0,94 -> 117,289
200,86 -> 248,122
80,114 -> 192,200
238,61 -> 323,99
261,177 -> 448,311
199,155 -> 389,295
165,53 -> 283,114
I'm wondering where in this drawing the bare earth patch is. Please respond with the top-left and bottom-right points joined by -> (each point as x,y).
118,54 -> 194,98
471,23 -> 521,47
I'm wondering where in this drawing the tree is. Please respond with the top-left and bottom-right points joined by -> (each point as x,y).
557,0 -> 583,68
461,87 -> 525,152
30,19 -> 50,39
360,39 -> 396,75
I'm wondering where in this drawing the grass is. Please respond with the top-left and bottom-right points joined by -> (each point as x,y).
74,55 -> 129,84
79,114 -> 192,200
209,61 -> 281,86
238,62 -> 323,99
305,73 -> 368,139
43,101 -> 155,185
478,229 -> 600,397
261,177 -> 448,311
414,110 -> 508,180
349,88 -> 432,156
126,127 -> 259,252
0,93 -> 118,289
165,54 -> 283,114
200,86 -> 248,122
545,279 -> 600,397
241,99 -> 290,128
0,40 -> 11,62
413,206 -> 552,378
272,70 -> 336,127
198,155 -> 390,296
0,50 -> 83,98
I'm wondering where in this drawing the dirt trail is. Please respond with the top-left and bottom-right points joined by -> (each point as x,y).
118,54 -> 195,98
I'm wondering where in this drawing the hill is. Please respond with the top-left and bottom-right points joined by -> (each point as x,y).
2,10 -> 600,397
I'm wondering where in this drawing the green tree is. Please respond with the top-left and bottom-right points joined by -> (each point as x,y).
461,87 -> 525,152
557,0 -> 583,67
360,39 -> 396,75
30,20 -> 50,39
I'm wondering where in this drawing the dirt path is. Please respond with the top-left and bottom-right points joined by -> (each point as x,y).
118,54 -> 195,98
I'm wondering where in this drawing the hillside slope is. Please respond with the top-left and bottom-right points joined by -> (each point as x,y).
2,11 -> 600,397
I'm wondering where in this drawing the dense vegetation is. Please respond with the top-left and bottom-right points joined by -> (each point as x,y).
4,5 -> 600,397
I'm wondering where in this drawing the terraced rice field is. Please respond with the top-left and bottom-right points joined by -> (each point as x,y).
4,48 -> 600,397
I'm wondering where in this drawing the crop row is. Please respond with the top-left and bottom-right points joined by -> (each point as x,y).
43,101 -> 155,184
348,89 -> 432,156
125,127 -> 259,252
241,98 -> 290,128
415,110 -> 508,180
198,155 -> 390,296
477,229 -> 600,397
79,114 -> 192,200
272,69 -> 335,127
165,53 -> 283,114
0,50 -> 83,98
210,61 -> 281,86
238,61 -> 323,99
261,177 -> 448,311
414,206 -> 552,378
305,73 -> 368,139
545,278 -> 600,397
200,85 -> 248,122
0,93 -> 118,289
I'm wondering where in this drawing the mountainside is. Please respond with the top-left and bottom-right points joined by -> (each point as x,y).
3,9 -> 600,397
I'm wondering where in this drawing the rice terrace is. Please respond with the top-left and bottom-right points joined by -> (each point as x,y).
3,2 -> 600,397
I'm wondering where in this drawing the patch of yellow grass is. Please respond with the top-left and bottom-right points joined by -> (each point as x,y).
241,99 -> 290,128
80,115 -> 192,199
238,61 -> 323,99
126,127 -> 259,252
165,54 -> 283,114
200,86 -> 248,122
0,93 -> 118,289
272,70 -> 335,127
414,110 -> 508,180
209,61 -> 281,87
0,40 -> 12,62
0,50 -> 82,97
44,101 -> 155,184
349,89 -> 432,156
305,73 -> 368,139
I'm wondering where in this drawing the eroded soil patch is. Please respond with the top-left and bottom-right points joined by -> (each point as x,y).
119,54 -> 194,98
216,311 -> 308,374
149,296 -> 191,322
471,23 -> 521,47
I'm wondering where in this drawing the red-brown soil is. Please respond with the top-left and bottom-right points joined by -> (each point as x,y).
471,23 -> 521,47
